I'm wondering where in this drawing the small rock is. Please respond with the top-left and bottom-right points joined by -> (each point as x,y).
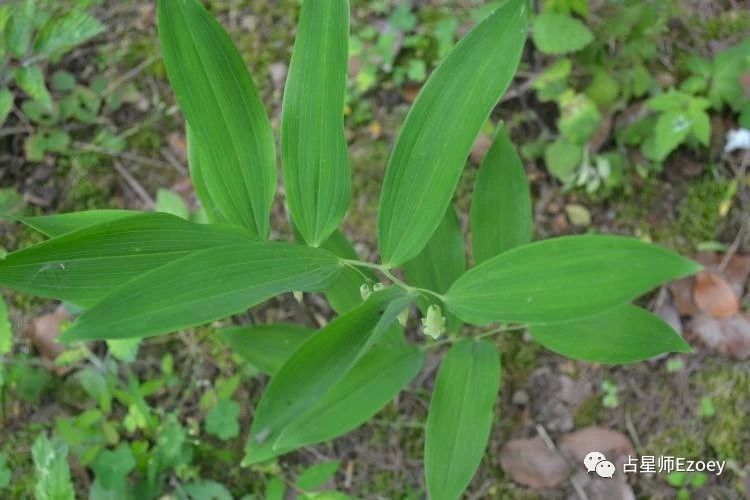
270,62 -> 288,90
499,436 -> 572,489
565,204 -> 592,227
559,375 -> 593,407
511,389 -> 529,406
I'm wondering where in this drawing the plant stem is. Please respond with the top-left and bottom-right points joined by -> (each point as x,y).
420,323 -> 527,351
341,258 -> 447,302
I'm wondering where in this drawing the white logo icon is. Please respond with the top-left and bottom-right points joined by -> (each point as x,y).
584,451 -> 615,478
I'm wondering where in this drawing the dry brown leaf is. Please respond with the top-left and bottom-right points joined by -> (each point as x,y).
693,271 -> 739,319
499,436 -> 572,489
166,132 -> 187,162
401,84 -> 421,103
689,313 -> 750,360
669,278 -> 700,316
588,113 -> 612,154
26,305 -> 70,361
655,301 -> 683,337
561,427 -> 635,472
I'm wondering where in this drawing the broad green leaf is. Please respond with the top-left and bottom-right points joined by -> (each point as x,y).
0,453 -> 10,489
545,138 -> 582,182
425,339 -> 500,500
470,123 -> 532,263
158,0 -> 276,237
0,213 -> 255,306
643,110 -> 691,161
205,399 -> 240,440
226,323 -> 423,466
709,39 -> 750,111
186,124 -> 225,224
319,229 -> 375,314
107,338 -> 140,363
377,0 -> 528,267
5,0 -> 35,58
586,70 -> 619,107
265,478 -> 285,500
0,295 -> 11,354
15,65 -> 53,112
531,12 -> 593,55
531,304 -> 691,364
689,108 -> 711,146
34,11 -> 105,57
282,0 -> 350,246
218,323 -> 312,375
60,242 -> 342,341
0,89 -> 12,127
91,444 -> 135,492
32,433 -> 75,500
24,130 -> 70,161
244,287 -> 414,463
297,461 -> 340,491
558,91 -> 601,144
181,481 -> 233,500
533,58 -> 572,102
246,324 -> 423,465
10,210 -> 138,237
445,235 -> 701,325
403,206 -> 465,331
155,189 -> 189,219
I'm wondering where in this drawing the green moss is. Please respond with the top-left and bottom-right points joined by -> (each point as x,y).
497,335 -> 542,388
701,10 -> 750,40
676,177 -> 729,248
698,365 -> 750,461
645,424 -> 707,459
574,395 -> 604,428
62,163 -> 115,211
0,422 -> 45,498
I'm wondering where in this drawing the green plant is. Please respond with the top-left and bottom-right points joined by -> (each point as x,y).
529,0 -> 750,191
601,378 -> 619,409
0,1 -> 702,498
0,0 -> 145,168
667,470 -> 709,500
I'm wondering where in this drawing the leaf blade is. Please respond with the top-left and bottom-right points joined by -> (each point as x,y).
403,206 -> 465,331
531,12 -> 593,55
425,339 -> 500,500
0,213 -> 256,306
531,304 -> 691,364
282,0 -> 351,246
446,235 -> 702,325
11,210 -> 139,237
158,0 -> 276,237
218,323 -> 312,375
60,242 -> 342,341
244,287 -> 413,463
470,123 -> 532,263
377,0 -> 528,266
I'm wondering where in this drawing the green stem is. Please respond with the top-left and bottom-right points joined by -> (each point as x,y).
341,258 -> 447,302
420,324 -> 527,351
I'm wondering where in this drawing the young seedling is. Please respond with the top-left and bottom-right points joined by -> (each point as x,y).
0,0 -> 701,498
